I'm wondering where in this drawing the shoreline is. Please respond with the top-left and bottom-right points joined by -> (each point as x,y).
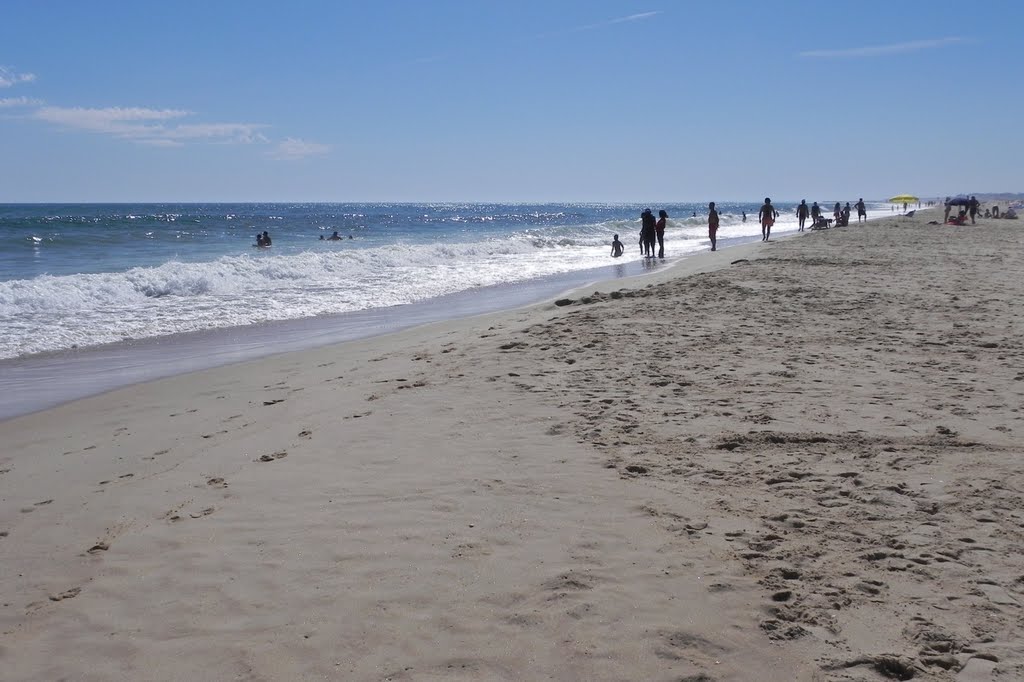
5,208 -> 1017,680
0,229 -> 778,422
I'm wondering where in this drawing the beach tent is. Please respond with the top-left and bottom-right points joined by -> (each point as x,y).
887,194 -> 919,203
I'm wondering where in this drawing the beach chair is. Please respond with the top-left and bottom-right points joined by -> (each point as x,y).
900,210 -> 916,220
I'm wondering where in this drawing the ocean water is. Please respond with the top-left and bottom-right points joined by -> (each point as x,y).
0,201 -> 889,360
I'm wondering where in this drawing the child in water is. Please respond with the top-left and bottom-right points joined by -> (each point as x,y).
610,234 -> 624,258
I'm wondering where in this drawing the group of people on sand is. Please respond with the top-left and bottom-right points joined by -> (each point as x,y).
613,195 -> 877,259
940,196 -> 1016,225
793,198 -> 868,231
942,196 -> 981,225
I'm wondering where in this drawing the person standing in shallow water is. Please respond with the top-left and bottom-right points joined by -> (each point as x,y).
656,210 -> 668,258
759,197 -> 778,241
708,202 -> 720,251
856,198 -> 867,223
796,200 -> 809,232
610,234 -> 624,258
640,208 -> 657,257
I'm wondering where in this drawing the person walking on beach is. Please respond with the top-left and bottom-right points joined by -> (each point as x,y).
708,202 -> 720,251
969,196 -> 979,224
640,208 -> 657,257
656,210 -> 668,258
610,234 -> 624,258
810,201 -> 820,226
797,200 -> 809,232
856,198 -> 867,223
833,202 -> 842,223
943,198 -> 952,224
759,198 -> 778,241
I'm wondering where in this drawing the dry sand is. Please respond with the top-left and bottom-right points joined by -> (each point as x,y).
1,209 -> 1022,681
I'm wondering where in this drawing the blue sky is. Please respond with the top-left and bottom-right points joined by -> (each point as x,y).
1,1 -> 1020,202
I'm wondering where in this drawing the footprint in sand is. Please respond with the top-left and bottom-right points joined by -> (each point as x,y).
257,451 -> 288,462
190,507 -> 215,518
49,587 -> 81,602
87,541 -> 110,554
262,399 -> 285,406
206,477 -> 227,488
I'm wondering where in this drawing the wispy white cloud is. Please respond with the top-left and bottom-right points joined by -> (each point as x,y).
799,37 -> 964,58
35,106 -> 191,131
32,106 -> 268,145
135,138 -> 183,148
0,66 -> 36,88
408,12 -> 661,67
537,11 -> 661,39
268,137 -> 330,160
164,122 -> 268,144
606,11 -> 661,25
0,96 -> 43,108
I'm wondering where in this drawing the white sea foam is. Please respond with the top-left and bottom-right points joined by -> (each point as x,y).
0,228 -> 698,358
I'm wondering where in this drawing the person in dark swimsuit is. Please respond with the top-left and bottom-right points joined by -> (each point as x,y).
655,210 -> 668,258
759,198 -> 778,241
708,202 -> 720,251
610,234 -> 624,258
640,209 -> 657,257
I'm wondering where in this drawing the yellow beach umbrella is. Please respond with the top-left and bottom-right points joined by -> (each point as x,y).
888,194 -> 919,203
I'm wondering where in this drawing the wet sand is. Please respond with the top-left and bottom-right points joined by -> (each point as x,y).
1,209 -> 1021,681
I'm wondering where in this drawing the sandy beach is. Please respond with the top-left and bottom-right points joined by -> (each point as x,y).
2,209 -> 1022,681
